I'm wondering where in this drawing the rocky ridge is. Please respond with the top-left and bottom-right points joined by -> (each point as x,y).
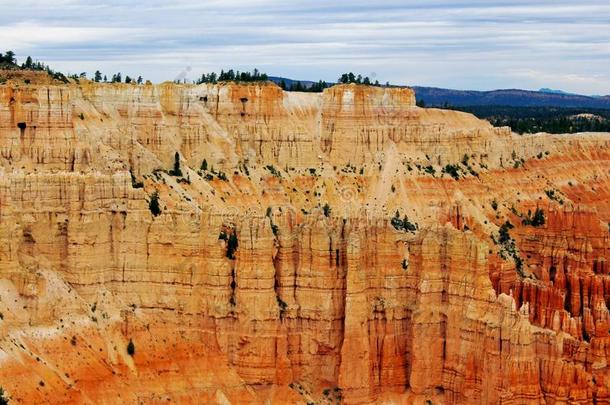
0,80 -> 608,404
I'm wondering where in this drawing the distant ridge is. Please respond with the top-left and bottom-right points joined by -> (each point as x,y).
408,87 -> 610,109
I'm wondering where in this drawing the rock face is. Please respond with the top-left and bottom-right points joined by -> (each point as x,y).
0,80 -> 608,404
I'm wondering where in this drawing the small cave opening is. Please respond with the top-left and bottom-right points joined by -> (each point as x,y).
199,96 -> 208,103
17,122 -> 26,137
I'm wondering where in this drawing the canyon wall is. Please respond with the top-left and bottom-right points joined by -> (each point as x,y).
0,80 -> 608,404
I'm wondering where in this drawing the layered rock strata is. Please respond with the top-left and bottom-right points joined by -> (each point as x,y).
0,80 -> 608,404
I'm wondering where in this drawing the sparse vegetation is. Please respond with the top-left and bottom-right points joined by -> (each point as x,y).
338,72 -> 381,86
196,68 -> 268,84
226,232 -> 239,260
276,295 -> 288,318
265,165 -> 281,178
391,211 -> 418,233
522,208 -> 545,227
0,386 -> 8,405
127,339 -> 135,356
323,203 -> 331,217
169,152 -> 183,177
442,164 -> 461,180
495,220 -> 524,276
545,189 -> 564,204
149,191 -> 161,216
423,165 -> 436,176
440,105 -> 610,134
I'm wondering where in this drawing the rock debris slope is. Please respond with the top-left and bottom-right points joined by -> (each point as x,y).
0,81 -> 608,404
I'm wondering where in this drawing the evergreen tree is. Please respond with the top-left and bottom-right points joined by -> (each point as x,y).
24,56 -> 33,69
169,152 -> 182,176
3,50 -> 15,64
137,76 -> 143,84
127,339 -> 135,356
149,191 -> 161,216
94,70 -> 102,82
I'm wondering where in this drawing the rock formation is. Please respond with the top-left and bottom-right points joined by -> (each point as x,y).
0,79 -> 608,404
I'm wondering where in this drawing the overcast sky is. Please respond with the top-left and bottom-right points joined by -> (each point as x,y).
1,0 -> 610,94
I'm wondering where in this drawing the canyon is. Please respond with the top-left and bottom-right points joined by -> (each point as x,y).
0,78 -> 608,404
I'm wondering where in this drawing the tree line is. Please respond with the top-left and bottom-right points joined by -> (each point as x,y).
440,104 -> 610,134
1,50 -> 146,84
279,80 -> 331,92
338,72 -> 384,86
196,68 -> 268,84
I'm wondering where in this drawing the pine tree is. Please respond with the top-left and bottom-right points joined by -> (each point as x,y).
94,70 -> 102,82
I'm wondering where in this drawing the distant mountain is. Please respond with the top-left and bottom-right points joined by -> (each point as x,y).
538,88 -> 575,95
411,87 -> 610,109
268,76 -> 316,88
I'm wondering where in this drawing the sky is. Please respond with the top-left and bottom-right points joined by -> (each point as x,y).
1,0 -> 610,95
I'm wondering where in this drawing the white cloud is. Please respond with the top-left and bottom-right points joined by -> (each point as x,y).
0,0 -> 609,94
0,22 -> 145,50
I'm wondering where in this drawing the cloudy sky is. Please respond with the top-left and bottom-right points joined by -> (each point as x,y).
1,0 -> 610,94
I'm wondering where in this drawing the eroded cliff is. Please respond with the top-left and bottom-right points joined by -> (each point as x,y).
0,80 -> 608,404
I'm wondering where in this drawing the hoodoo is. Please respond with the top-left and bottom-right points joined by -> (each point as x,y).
0,80 -> 608,404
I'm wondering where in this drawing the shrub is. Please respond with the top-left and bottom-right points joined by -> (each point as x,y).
276,295 -> 288,317
226,232 -> 239,259
491,200 -> 498,210
523,208 -> 545,227
149,191 -> 161,216
498,221 -> 513,244
442,164 -> 460,180
127,339 -> 135,356
217,171 -> 228,181
424,165 -> 436,175
169,152 -> 183,177
323,203 -> 331,217
265,165 -> 281,177
201,159 -> 208,171
391,211 -> 418,233
0,386 -> 8,405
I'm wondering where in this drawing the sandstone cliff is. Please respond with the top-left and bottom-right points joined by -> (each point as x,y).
0,80 -> 608,404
